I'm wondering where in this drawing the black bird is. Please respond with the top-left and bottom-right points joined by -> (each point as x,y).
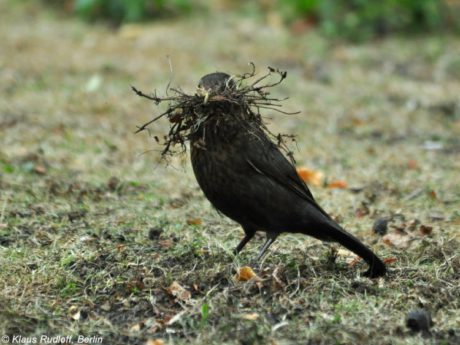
190,72 -> 386,278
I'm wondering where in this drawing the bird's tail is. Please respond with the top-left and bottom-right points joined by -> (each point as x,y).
321,221 -> 386,278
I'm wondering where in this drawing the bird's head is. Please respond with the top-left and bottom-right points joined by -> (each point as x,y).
197,72 -> 235,103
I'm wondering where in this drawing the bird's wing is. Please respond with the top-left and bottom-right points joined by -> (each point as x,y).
244,136 -> 332,220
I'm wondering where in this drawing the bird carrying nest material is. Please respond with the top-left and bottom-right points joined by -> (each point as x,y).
133,64 -> 386,278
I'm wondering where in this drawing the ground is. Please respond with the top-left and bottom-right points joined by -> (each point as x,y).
0,2 -> 459,345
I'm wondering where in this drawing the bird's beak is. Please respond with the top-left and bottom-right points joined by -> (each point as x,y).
203,90 -> 210,104
196,86 -> 210,104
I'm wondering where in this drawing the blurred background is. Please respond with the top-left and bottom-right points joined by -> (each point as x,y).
45,0 -> 460,40
1,0 -> 460,343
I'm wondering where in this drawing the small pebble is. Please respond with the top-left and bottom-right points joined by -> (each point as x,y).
406,309 -> 432,332
373,218 -> 389,235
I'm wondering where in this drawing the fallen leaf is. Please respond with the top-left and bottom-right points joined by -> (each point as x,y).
419,225 -> 433,236
271,266 -> 285,289
34,165 -> 47,174
351,117 -> 365,126
126,278 -> 144,292
158,239 -> 174,249
187,218 -> 202,226
166,311 -> 186,325
107,176 -> 120,191
355,204 -> 370,217
68,306 -> 81,321
296,167 -> 323,186
407,159 -> 419,170
130,322 -> 143,332
166,281 -> 191,301
240,313 -> 259,320
337,248 -> 361,266
382,233 -> 411,249
235,266 -> 261,282
427,190 -> 437,200
100,302 -> 111,311
348,256 -> 362,267
383,257 -> 398,264
406,219 -> 420,231
145,339 -> 164,345
327,180 -> 348,189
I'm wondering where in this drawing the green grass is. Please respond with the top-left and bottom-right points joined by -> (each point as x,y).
0,2 -> 459,344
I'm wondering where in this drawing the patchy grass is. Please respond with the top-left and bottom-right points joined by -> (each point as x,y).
1,2 -> 459,345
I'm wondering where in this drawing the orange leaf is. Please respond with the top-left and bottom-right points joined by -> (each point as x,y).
427,190 -> 437,200
383,257 -> 398,264
146,340 -> 164,345
166,281 -> 191,301
327,180 -> 348,189
187,218 -> 202,226
235,266 -> 260,282
407,159 -> 418,170
296,167 -> 323,186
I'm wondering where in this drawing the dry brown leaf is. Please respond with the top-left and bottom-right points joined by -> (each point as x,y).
166,281 -> 191,301
382,233 -> 411,249
100,302 -> 111,311
348,256 -> 362,267
240,313 -> 259,320
126,278 -> 144,292
158,239 -> 174,249
130,322 -> 143,332
327,180 -> 348,189
407,159 -> 419,170
427,190 -> 437,200
271,266 -> 285,289
296,167 -> 323,186
383,257 -> 398,264
419,225 -> 433,236
355,204 -> 370,218
337,248 -> 361,266
351,117 -> 366,126
187,218 -> 202,226
235,266 -> 261,282
146,339 -> 165,345
34,165 -> 47,174
407,219 -> 420,231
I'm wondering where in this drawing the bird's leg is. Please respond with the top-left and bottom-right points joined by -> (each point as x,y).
256,233 -> 277,261
233,226 -> 256,255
